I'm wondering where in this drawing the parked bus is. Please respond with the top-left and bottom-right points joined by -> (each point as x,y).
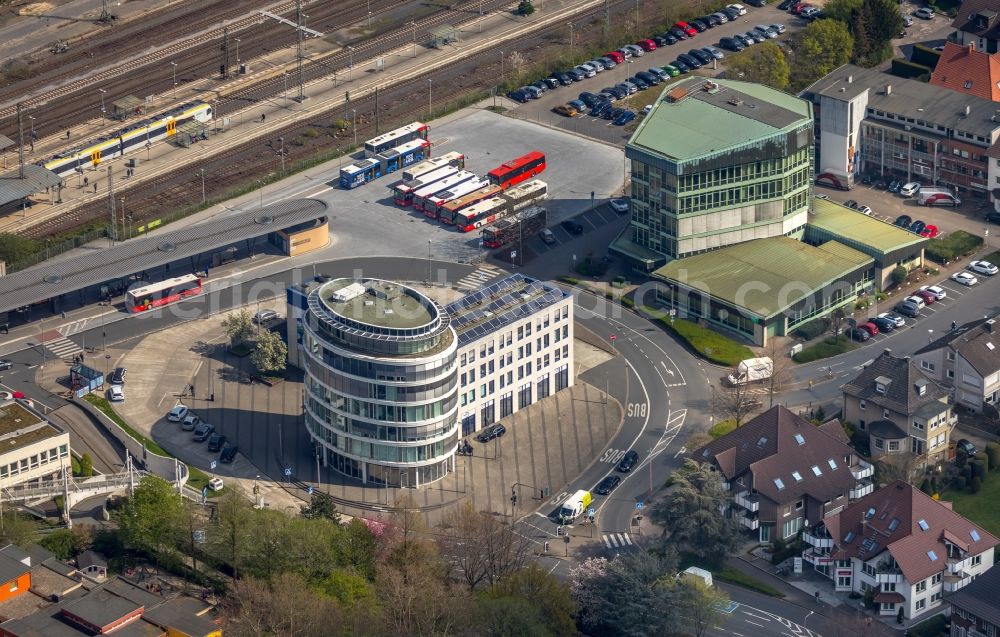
438,184 -> 505,225
339,157 -> 382,189
412,171 -> 478,212
453,179 -> 548,232
400,151 -> 465,183
376,138 -> 430,175
423,177 -> 489,219
126,274 -> 202,313
501,179 -> 548,212
364,122 -> 429,157
392,165 -> 459,206
487,151 -> 546,188
482,206 -> 547,248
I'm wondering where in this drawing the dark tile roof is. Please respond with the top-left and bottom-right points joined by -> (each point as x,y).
826,481 -> 999,583
693,405 -> 860,503
0,552 -> 30,586
951,0 -> 1000,41
867,419 -> 907,440
0,545 -> 32,567
916,316 -> 1000,378
101,578 -> 161,608
75,551 -> 106,570
25,545 -> 55,567
61,586 -> 142,631
144,598 -> 217,636
842,350 -> 950,416
946,563 -> 1000,627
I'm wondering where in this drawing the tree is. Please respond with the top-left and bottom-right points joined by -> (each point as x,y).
207,486 -> 254,578
675,575 -> 730,637
516,0 -> 535,16
222,309 -> 254,348
300,491 -> 340,523
0,511 -> 37,548
793,19 -> 854,88
250,328 -> 287,376
762,339 -> 793,409
829,307 -> 847,340
875,454 -> 924,487
891,265 -> 907,287
0,234 -> 40,266
113,476 -> 187,560
437,502 -> 532,591
725,42 -> 789,90
78,453 -> 93,477
826,0 -> 901,66
714,381 -> 759,427
824,0 -> 862,22
651,459 -> 741,562
222,572 -> 354,637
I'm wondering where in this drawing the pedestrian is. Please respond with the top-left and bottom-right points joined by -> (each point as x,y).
951,320 -> 957,331
260,113 -> 266,123
190,384 -> 195,397
61,311 -> 66,319
66,129 -> 71,139
83,176 -> 88,188
93,182 -> 98,193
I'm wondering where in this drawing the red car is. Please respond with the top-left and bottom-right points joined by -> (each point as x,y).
920,224 -> 939,238
674,21 -> 697,36
793,2 -> 813,13
636,38 -> 657,52
860,322 -> 880,337
605,50 -> 625,64
914,289 -> 936,304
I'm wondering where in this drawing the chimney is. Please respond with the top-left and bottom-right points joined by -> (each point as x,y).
986,319 -> 996,333
965,105 -> 971,116
994,109 -> 1000,122
968,43 -> 976,53
885,84 -> 892,95
884,348 -> 892,355
847,75 -> 853,84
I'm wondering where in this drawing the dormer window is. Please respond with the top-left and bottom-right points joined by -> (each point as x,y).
964,80 -> 973,89
875,383 -> 886,395
915,380 -> 927,396
874,376 -> 891,395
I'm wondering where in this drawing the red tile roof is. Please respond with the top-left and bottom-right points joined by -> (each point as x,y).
825,481 -> 999,584
929,42 -> 1000,102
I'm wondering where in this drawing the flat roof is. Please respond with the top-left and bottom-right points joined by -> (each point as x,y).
61,587 -> 141,630
653,236 -> 873,318
0,402 -> 62,454
0,198 -> 327,315
0,164 -> 62,207
143,598 -> 218,636
630,78 -> 811,161
809,199 -> 927,254
446,274 -> 570,347
0,134 -> 13,151
318,279 -> 435,329
803,64 -> 1000,139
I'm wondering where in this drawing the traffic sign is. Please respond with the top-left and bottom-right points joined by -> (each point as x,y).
609,334 -> 616,341
284,467 -> 292,477
636,502 -> 644,510
588,507 -> 595,516
201,487 -> 208,498
210,460 -> 217,470
308,486 -> 314,495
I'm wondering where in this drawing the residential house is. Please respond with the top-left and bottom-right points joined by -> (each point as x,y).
950,0 -> 1000,55
947,563 -> 1000,637
913,316 -> 1000,414
692,405 -> 874,547
929,43 -> 1000,102
75,551 -> 107,583
804,480 -> 998,621
842,349 -> 955,463
0,547 -> 30,605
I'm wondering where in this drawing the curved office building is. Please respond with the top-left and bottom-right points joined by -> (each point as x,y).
302,278 -> 459,487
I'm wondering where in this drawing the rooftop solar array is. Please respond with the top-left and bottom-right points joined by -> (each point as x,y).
446,273 -> 568,347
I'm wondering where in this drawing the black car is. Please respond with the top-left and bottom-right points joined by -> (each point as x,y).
552,72 -> 573,85
476,423 -> 507,442
735,33 -> 755,47
636,70 -> 660,85
986,212 -> 1000,224
873,178 -> 887,189
632,76 -> 651,90
845,327 -> 871,342
689,19 -> 708,32
778,0 -> 795,8
530,80 -> 549,93
719,37 -> 745,52
617,450 -> 639,473
672,58 -> 692,72
722,6 -> 741,19
956,438 -> 977,457
700,14 -> 721,26
651,35 -> 669,47
562,219 -> 585,235
660,32 -> 678,45
869,316 -> 896,333
507,90 -> 529,103
219,443 -> 238,463
579,92 -> 602,107
689,48 -> 713,64
909,220 -> 927,234
110,367 -> 127,385
592,102 -> 613,118
887,180 -> 902,193
844,199 -> 858,209
567,68 -> 586,81
669,27 -> 689,40
747,0 -> 766,6
207,433 -> 227,452
541,77 -> 560,89
604,85 -> 627,99
894,214 -> 912,227
0,360 -> 12,371
595,475 -> 622,495
677,53 -> 702,69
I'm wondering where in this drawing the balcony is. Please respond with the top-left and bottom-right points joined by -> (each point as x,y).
944,571 -> 974,593
803,549 -> 833,566
850,479 -> 875,500
803,529 -> 834,549
734,491 -> 760,513
947,556 -> 972,575
850,460 -> 874,480
737,513 -> 759,531
875,562 -> 902,584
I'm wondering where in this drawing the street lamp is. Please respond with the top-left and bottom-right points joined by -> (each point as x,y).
348,45 -> 354,81
28,115 -> 34,140
411,21 -> 417,58
235,38 -> 240,66
352,109 -> 357,147
197,168 -> 206,203
170,61 -> 177,99
427,79 -> 433,119
282,72 -> 288,106
278,137 -> 285,172
367,0 -> 371,28
500,50 -> 504,80
98,88 -> 107,120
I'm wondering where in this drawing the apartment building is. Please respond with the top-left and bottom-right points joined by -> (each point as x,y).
801,64 -> 1000,199
948,564 -> 1000,637
950,0 -> 1000,55
693,405 -> 874,545
805,481 -> 998,621
0,401 -> 71,491
914,316 -> 1000,413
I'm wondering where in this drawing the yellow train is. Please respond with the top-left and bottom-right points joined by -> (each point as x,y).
43,101 -> 213,177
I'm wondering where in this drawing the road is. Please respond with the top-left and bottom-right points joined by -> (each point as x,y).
712,584 -> 823,637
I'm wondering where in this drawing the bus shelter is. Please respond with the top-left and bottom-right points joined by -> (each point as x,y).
429,25 -> 460,48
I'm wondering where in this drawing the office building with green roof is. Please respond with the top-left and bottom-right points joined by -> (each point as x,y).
611,78 -> 815,273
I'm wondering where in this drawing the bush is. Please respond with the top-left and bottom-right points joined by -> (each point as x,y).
908,614 -> 948,637
891,266 -> 907,287
926,230 -> 983,264
970,476 -> 982,493
920,478 -> 932,494
891,58 -> 931,79
708,419 -> 737,439
771,539 -> 805,565
79,453 -> 93,477
964,464 -> 973,481
953,475 -> 967,490
972,460 -> 986,480
658,317 -> 755,366
792,316 -> 830,340
792,336 -> 856,363
987,443 -> 1000,471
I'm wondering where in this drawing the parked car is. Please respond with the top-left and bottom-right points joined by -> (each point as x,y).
719,37 -> 746,52
920,224 -> 939,238
669,27 -> 689,41
567,99 -> 587,112
919,285 -> 947,300
844,199 -> 858,209
562,219 -> 585,235
610,199 -> 630,214
914,7 -> 934,19
662,64 -> 682,76
167,404 -> 189,422
877,312 -> 906,328
636,38 -> 657,51
904,295 -> 927,310
894,301 -> 920,318
778,0 -> 795,9
595,474 -> 621,495
574,64 -> 596,78
551,71 -> 573,85
689,48 -> 713,64
770,23 -> 787,33
614,111 -> 636,126
107,385 -> 125,402
181,414 -> 201,431
801,7 -> 820,18
636,70 -> 661,85
845,327 -> 871,342
518,85 -> 541,99
712,11 -> 730,23
553,104 -> 578,117
894,215 -> 912,227
969,260 -> 999,276
721,6 -> 741,19
207,433 -> 227,452
0,360 -> 12,371
110,367 -> 127,385
659,32 -> 679,45
747,0 -> 766,6
703,45 -> 725,59
567,68 -> 586,81
672,58 -> 692,72
869,316 -> 896,333
727,3 -> 747,15
193,422 -> 215,442
899,181 -> 922,197
859,322 -> 880,337
220,443 -> 239,463
955,438 -> 977,457
507,89 -> 530,103
754,25 -> 777,39
617,450 -> 640,472
689,19 -> 708,32
913,290 -> 936,305
647,67 -> 670,80
698,14 -> 720,26
678,53 -> 702,69
623,44 -> 646,57
909,220 -> 927,235
529,80 -> 549,93
629,76 -> 650,90
951,271 -> 978,286
674,21 -> 697,36
541,77 -> 560,89
887,180 -> 901,193
476,423 -> 507,442
985,212 -> 1000,224
856,205 -> 873,216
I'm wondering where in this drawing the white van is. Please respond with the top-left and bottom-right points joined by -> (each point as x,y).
918,188 -> 961,206
680,566 -> 714,587
899,182 -> 921,197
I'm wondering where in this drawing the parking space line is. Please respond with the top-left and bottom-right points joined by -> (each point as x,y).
580,215 -> 600,230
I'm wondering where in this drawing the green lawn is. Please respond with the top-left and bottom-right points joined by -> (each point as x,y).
793,336 -> 857,364
708,419 -> 737,439
658,317 -> 755,367
941,475 -> 1000,539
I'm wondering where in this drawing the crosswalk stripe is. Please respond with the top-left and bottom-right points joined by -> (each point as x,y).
621,533 -> 633,546
46,337 -> 82,358
456,266 -> 504,290
603,535 -> 613,548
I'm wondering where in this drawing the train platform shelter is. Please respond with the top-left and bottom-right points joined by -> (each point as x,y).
429,25 -> 460,48
0,198 -> 329,326
173,120 -> 210,148
110,96 -> 147,121
0,134 -> 13,153
0,164 -> 63,216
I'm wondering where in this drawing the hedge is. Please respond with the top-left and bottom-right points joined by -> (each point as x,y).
792,316 -> 830,340
926,230 -> 983,264
891,58 -> 931,79
793,336 -> 856,363
712,565 -> 785,598
907,614 -> 947,637
708,419 -> 737,439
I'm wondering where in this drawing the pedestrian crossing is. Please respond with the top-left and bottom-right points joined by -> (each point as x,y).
45,336 -> 83,361
456,265 -> 503,291
602,532 -> 634,549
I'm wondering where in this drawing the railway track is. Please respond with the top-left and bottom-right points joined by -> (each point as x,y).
19,0 -> 633,239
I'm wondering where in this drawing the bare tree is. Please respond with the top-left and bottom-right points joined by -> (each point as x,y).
508,51 -> 525,82
875,454 -> 925,487
713,381 -> 760,427
762,338 -> 794,408
437,501 -> 533,591
829,307 -> 847,341
675,575 -> 730,637
221,573 -> 341,637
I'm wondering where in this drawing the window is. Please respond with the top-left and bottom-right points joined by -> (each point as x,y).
518,383 -> 532,409
795,500 -> 803,510
888,440 -> 899,451
883,582 -> 896,592
915,599 -> 926,611
828,458 -> 838,470
946,370 -> 954,379
860,400 -> 866,410
931,591 -> 941,603
811,465 -> 823,477
837,575 -> 851,587
883,408 -> 890,418
932,572 -> 941,585
792,471 -> 803,482
875,438 -> 885,450
971,555 -> 982,566
8,582 -> 16,593
916,580 -> 927,593
774,477 -> 785,490
921,360 -> 935,372
927,550 -> 938,562
946,352 -> 955,361
794,433 -> 805,445
918,519 -> 929,531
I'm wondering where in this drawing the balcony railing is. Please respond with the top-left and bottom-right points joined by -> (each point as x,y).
737,514 -> 759,530
734,491 -> 760,513
803,530 -> 834,549
850,480 -> 875,500
875,572 -> 902,584
850,460 -> 874,480
944,572 -> 973,593
802,549 -> 833,566
947,556 -> 972,575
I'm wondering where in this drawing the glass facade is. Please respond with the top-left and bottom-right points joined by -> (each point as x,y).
303,279 -> 459,487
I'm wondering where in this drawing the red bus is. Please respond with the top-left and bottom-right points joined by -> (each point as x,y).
439,184 -> 504,225
453,197 -> 508,233
487,151 -> 546,188
126,274 -> 202,312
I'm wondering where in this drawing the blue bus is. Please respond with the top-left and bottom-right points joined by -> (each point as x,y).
376,139 -> 430,175
339,157 -> 382,189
